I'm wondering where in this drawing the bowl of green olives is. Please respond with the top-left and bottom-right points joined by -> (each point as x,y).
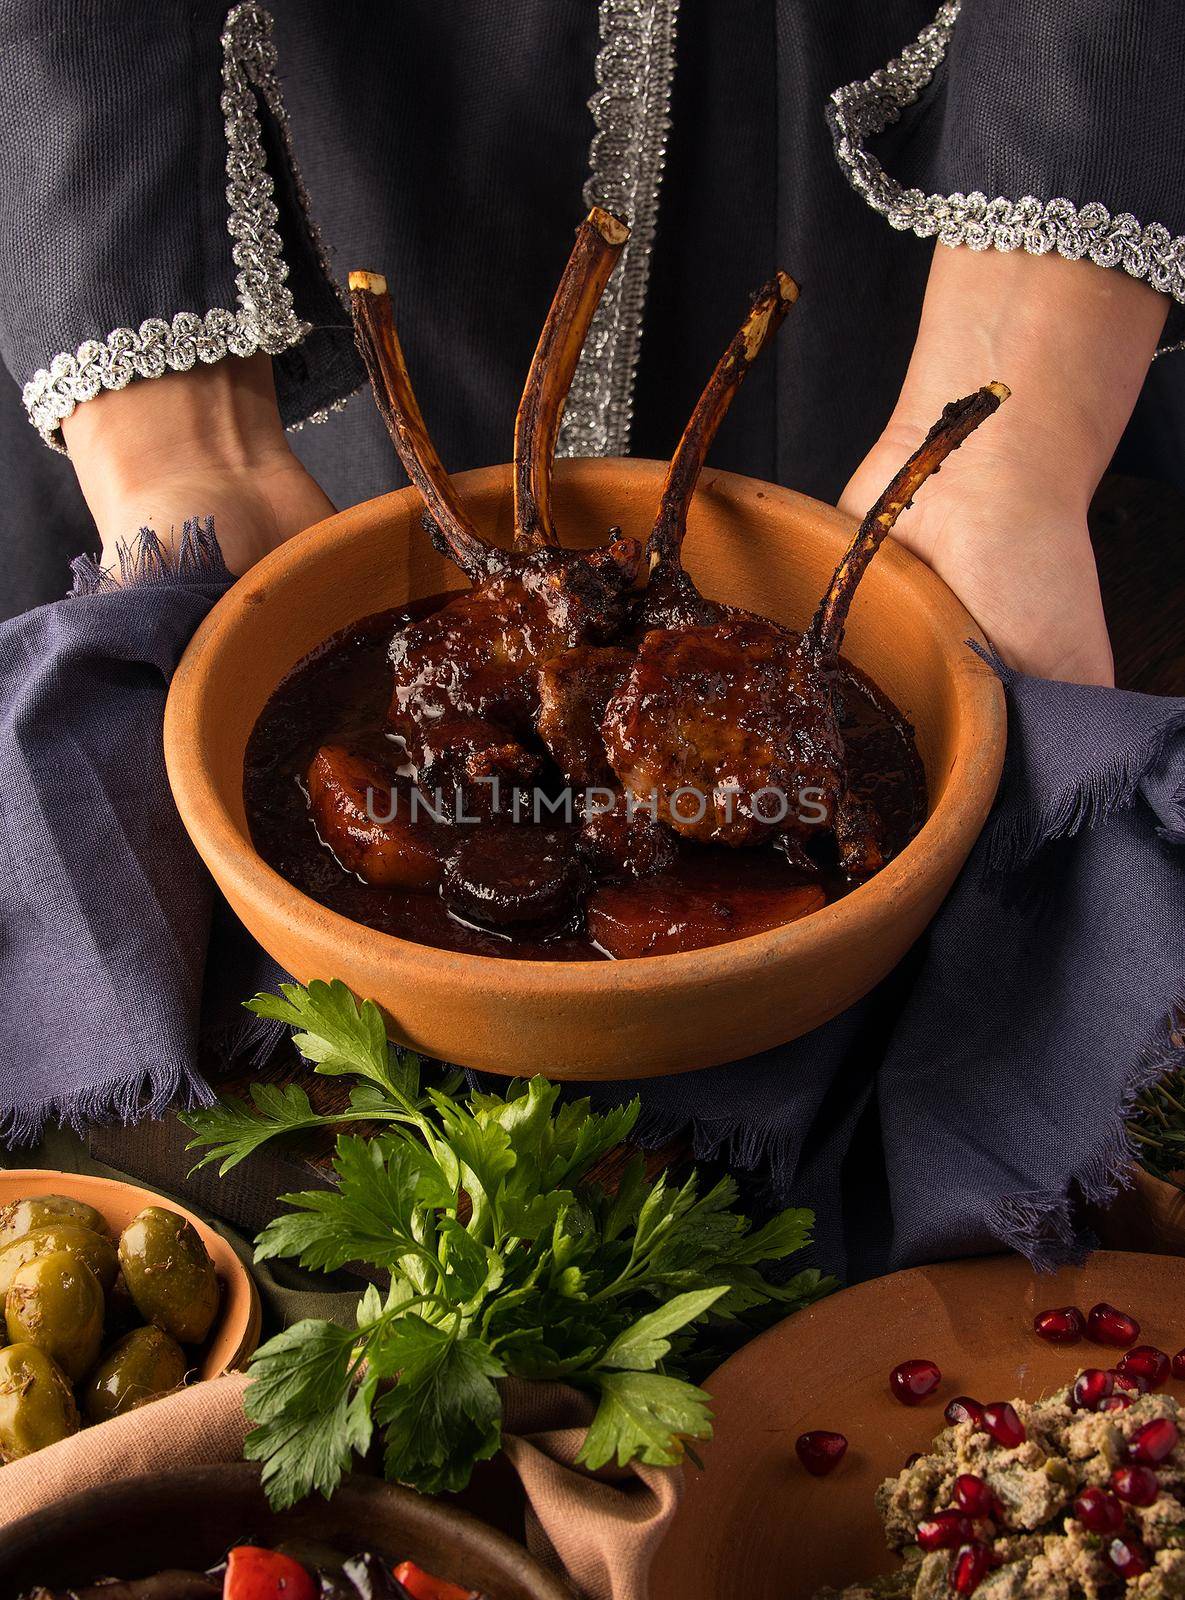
0,1172 -> 261,1464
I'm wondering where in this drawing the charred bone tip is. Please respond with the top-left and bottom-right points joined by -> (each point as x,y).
587,205 -> 630,246
348,270 -> 388,296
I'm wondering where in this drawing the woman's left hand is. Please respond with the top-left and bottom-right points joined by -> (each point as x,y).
841,243 -> 1171,688
840,426 -> 1114,686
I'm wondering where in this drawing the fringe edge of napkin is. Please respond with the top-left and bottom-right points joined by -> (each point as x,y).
0,1059 -> 216,1149
69,519 -> 229,595
986,1002 -> 1185,1272
972,644 -> 1185,873
0,975 -> 285,1150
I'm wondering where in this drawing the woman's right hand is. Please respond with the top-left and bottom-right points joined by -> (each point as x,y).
61,352 -> 335,578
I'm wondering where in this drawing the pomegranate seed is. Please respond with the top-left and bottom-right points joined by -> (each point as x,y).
1112,1368 -> 1150,1398
917,1511 -> 975,1551
1105,1535 -> 1151,1579
890,1359 -> 941,1406
949,1543 -> 999,1596
1071,1368 -> 1114,1411
795,1431 -> 848,1477
953,1474 -> 996,1518
981,1401 -> 1026,1448
1087,1302 -> 1141,1348
1098,1394 -> 1133,1413
1119,1346 -> 1171,1389
1172,1347 -> 1185,1381
1112,1464 -> 1160,1506
1032,1305 -> 1085,1344
1072,1485 -> 1124,1533
1128,1417 -> 1179,1465
944,1396 -> 985,1428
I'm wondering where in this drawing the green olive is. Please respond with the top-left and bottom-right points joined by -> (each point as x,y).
118,1208 -> 219,1345
6,1250 -> 104,1382
0,1193 -> 108,1248
0,1223 -> 119,1298
0,1342 -> 80,1460
82,1325 -> 188,1424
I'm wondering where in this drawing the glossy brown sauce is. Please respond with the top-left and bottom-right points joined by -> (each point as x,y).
244,596 -> 927,961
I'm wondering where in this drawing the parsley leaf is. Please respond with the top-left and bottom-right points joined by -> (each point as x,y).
578,1371 -> 715,1470
184,979 -> 834,1506
598,1288 -> 728,1371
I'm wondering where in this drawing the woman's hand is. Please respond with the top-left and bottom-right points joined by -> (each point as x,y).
841,246 -> 1170,687
62,352 -> 334,577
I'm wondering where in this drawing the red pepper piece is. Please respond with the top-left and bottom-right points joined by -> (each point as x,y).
225,1547 -> 317,1600
393,1560 -> 479,1600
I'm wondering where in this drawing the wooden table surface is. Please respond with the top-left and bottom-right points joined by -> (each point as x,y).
88,472 -> 1185,1231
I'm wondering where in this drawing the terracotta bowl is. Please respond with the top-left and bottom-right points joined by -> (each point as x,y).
0,1170 -> 261,1377
651,1250 -> 1185,1599
0,1462 -> 568,1599
164,458 -> 1005,1079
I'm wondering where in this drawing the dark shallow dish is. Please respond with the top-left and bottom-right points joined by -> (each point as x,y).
0,1462 -> 569,1600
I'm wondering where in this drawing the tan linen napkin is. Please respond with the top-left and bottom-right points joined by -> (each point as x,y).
500,1380 -> 683,1600
0,1371 -> 252,1528
0,1374 -> 679,1600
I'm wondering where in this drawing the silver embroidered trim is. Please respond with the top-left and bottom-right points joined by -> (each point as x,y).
557,0 -> 680,460
23,3 -> 330,451
830,0 -> 1185,309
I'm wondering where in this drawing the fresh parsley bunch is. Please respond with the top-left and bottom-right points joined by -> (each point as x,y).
181,980 -> 832,1509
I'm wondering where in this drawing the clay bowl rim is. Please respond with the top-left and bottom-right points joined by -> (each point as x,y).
165,457 -> 1006,993
0,1461 -> 571,1600
0,1168 -> 262,1376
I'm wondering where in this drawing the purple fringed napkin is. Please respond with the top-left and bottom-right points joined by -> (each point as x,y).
0,527 -> 1182,1281
0,523 -> 275,1143
586,661 -> 1185,1278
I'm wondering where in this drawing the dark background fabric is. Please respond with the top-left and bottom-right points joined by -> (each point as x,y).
0,0 -> 1182,616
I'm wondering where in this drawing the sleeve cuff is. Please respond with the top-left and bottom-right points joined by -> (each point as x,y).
22,3 -> 361,452
826,2 -> 1185,321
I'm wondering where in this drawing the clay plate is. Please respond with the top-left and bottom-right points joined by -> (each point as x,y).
165,459 -> 1006,1079
0,1462 -> 568,1600
651,1250 -> 1185,1600
0,1169 -> 261,1377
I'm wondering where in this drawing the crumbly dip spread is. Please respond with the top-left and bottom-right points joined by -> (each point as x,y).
817,1381 -> 1185,1598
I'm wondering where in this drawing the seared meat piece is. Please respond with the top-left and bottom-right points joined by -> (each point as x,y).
604,617 -> 844,847
307,744 -> 442,889
604,267 -> 1007,873
537,644 -> 635,787
349,209 -> 640,810
442,827 -> 587,936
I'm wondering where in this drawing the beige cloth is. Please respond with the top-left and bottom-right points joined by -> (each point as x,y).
1,1373 -> 679,1600
1,1371 -> 253,1526
501,1381 -> 683,1600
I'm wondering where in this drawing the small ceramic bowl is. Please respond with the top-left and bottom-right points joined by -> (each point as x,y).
0,1170 -> 260,1377
164,458 -> 1005,1080
0,1462 -> 568,1599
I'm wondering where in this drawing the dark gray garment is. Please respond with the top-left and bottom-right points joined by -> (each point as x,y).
0,0 -> 1183,616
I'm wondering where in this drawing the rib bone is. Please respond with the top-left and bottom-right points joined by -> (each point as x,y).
807,381 -> 1010,658
349,270 -> 496,582
648,271 -> 799,581
513,207 -> 629,551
